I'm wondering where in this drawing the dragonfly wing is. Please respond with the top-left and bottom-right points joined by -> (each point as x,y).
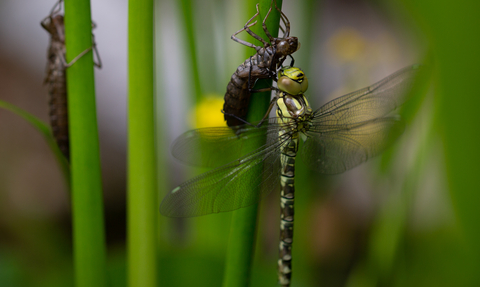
314,65 -> 421,125
171,119 -> 280,168
161,124 -> 290,217
301,117 -> 405,174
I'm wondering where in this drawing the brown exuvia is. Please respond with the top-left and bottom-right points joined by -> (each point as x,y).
41,0 -> 100,160
223,1 -> 299,127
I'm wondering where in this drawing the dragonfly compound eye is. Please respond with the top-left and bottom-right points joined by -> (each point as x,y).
277,67 -> 309,95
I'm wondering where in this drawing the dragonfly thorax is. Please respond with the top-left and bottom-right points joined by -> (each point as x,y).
276,92 -> 312,123
273,37 -> 299,57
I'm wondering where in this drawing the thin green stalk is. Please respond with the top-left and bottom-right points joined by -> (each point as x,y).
127,0 -> 157,286
222,1 -> 283,287
0,100 -> 70,185
63,0 -> 107,286
179,0 -> 202,102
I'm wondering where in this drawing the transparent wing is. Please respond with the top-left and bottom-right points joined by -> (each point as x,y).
301,117 -> 405,174
163,65 -> 421,216
312,65 -> 421,126
171,118 -> 282,168
161,123 -> 295,217
300,65 -> 420,174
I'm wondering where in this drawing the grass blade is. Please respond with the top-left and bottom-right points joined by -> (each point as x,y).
0,100 -> 70,185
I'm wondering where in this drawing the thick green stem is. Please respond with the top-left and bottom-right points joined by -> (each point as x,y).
127,0 -> 158,287
63,0 -> 107,286
222,1 -> 283,287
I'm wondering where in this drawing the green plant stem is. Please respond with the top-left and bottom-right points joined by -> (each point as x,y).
127,0 -> 158,286
63,0 -> 107,286
222,1 -> 283,287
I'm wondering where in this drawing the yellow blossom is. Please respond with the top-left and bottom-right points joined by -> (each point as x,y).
189,95 -> 226,129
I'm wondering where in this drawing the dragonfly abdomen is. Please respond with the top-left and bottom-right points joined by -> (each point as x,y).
46,60 -> 70,159
42,12 -> 70,160
223,55 -> 271,127
278,135 -> 298,287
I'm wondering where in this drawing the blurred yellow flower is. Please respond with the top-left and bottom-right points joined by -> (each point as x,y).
327,28 -> 367,63
189,95 -> 226,129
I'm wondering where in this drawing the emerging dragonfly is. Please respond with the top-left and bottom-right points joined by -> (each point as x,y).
41,0 -> 101,160
224,0 -> 298,127
161,65 -> 422,286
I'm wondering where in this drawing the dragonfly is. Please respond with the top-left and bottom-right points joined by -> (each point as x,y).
41,0 -> 101,160
224,0 -> 298,127
161,64 -> 422,286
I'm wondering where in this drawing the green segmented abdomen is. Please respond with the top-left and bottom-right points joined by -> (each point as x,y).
278,134 -> 298,287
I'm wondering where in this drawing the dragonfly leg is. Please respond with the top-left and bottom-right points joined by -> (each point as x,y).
255,96 -> 278,127
50,0 -> 63,16
275,0 -> 291,37
262,1 -> 275,42
87,20 -> 101,67
244,4 -> 269,46
91,35 -> 102,68
60,32 -> 101,68
246,56 -> 276,92
61,44 -> 98,68
247,56 -> 255,90
251,86 -> 275,93
273,55 -> 295,76
268,47 -> 280,79
275,57 -> 286,77
287,54 -> 294,67
278,25 -> 286,36
231,22 -> 261,49
223,86 -> 277,128
221,110 -> 255,127
41,0 -> 63,30
262,0 -> 290,40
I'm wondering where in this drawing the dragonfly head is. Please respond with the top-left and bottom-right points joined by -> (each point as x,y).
41,14 -> 65,43
277,67 -> 309,95
275,37 -> 299,56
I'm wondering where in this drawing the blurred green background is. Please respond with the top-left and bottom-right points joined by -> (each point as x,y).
1,0 -> 480,286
